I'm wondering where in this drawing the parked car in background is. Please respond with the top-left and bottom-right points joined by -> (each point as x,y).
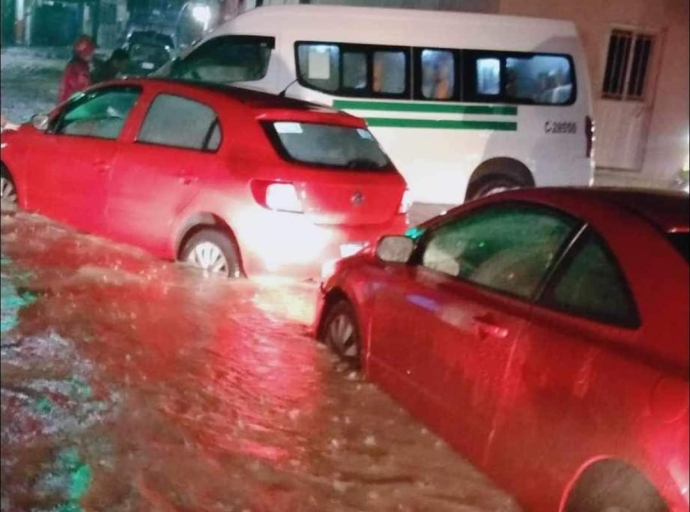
0,79 -> 410,279
123,29 -> 177,76
315,187 -> 689,512
126,41 -> 174,76
124,29 -> 177,56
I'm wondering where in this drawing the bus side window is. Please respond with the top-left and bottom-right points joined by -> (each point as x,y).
342,51 -> 368,91
373,51 -> 407,95
464,50 -> 576,105
297,44 -> 340,92
476,57 -> 501,96
506,55 -> 574,104
420,49 -> 456,101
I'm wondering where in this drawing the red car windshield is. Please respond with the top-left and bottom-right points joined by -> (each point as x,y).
263,121 -> 392,171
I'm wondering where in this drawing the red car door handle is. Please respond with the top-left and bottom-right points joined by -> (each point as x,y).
472,316 -> 509,339
93,161 -> 110,174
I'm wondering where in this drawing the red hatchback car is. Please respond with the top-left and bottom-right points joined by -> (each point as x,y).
0,79 -> 409,278
315,188 -> 689,512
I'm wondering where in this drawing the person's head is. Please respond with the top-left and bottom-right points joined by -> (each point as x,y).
73,34 -> 96,62
110,48 -> 130,72
438,57 -> 453,80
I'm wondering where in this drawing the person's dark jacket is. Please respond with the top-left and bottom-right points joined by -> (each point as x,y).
91,60 -> 119,84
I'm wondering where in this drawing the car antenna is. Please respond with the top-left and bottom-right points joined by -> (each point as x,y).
278,79 -> 299,98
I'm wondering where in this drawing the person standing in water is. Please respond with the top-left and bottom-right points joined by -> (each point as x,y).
57,35 -> 96,104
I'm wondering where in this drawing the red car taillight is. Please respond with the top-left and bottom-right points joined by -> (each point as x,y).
251,181 -> 304,213
585,115 -> 595,159
399,188 -> 413,214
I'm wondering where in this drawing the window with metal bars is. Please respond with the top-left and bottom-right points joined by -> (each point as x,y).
602,30 -> 654,101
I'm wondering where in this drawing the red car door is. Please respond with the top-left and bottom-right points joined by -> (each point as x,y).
484,225 -> 687,512
368,203 -> 581,465
106,93 -> 222,256
369,265 -> 529,463
32,86 -> 142,232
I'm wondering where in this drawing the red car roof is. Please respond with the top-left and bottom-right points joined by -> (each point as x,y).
474,187 -> 689,233
589,188 -> 690,233
139,78 -> 365,127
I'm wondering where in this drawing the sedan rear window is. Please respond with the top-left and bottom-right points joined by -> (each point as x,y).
667,232 -> 689,262
263,122 -> 391,171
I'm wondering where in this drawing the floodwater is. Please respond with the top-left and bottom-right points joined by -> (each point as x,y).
0,204 -> 520,512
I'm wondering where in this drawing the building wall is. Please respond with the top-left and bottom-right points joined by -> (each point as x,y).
641,0 -> 688,182
498,0 -> 689,183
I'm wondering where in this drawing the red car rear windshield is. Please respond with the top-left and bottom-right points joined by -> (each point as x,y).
263,121 -> 392,171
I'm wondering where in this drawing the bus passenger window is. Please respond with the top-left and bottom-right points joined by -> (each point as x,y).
373,51 -> 406,94
476,58 -> 500,95
297,44 -> 340,92
506,55 -> 574,104
421,50 -> 455,100
342,51 -> 367,90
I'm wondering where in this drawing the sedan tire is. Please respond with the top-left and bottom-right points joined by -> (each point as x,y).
322,299 -> 362,368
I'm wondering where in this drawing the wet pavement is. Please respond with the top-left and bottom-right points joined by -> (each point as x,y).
0,205 -> 520,512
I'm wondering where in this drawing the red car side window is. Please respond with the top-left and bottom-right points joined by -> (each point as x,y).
420,203 -> 579,300
539,229 -> 640,328
53,86 -> 141,140
137,93 -> 221,152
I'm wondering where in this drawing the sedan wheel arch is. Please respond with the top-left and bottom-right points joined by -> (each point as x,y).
562,459 -> 669,512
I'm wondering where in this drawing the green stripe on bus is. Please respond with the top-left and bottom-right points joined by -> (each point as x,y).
365,118 -> 518,131
333,100 -> 518,116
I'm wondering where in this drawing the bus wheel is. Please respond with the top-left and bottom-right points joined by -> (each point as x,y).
466,175 -> 523,201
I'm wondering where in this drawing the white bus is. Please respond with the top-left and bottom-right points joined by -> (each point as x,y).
160,5 -> 595,218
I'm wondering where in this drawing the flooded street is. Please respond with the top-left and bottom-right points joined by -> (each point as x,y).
1,205 -> 520,512
0,47 -> 65,125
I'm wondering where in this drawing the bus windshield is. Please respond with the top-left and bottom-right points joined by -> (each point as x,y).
159,35 -> 274,84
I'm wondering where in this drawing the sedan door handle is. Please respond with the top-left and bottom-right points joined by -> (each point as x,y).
472,315 -> 509,340
178,176 -> 198,185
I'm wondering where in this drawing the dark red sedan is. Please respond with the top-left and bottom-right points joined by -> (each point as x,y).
0,79 -> 409,278
315,188 -> 689,512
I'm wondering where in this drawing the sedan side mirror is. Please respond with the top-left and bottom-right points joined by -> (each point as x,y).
376,235 -> 415,264
31,114 -> 49,132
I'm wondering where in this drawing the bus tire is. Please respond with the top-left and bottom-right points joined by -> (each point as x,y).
466,174 -> 523,201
